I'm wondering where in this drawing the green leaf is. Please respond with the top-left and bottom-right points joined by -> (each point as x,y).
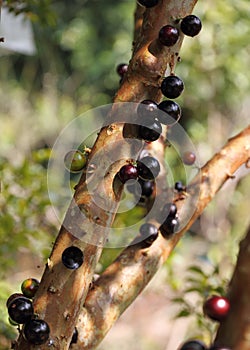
175,309 -> 191,318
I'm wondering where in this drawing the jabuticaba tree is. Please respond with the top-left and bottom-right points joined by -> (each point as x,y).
3,0 -> 250,349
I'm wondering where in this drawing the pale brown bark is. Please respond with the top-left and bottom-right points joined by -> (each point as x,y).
73,126 -> 250,349
17,1 -> 250,350
214,224 -> 250,350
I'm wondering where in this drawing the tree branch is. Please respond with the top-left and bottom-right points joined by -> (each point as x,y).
74,125 -> 250,349
214,223 -> 250,350
15,0 -> 199,348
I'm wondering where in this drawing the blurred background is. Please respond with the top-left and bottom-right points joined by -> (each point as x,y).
0,0 -> 250,349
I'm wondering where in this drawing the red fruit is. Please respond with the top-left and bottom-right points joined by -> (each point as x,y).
203,295 -> 230,322
118,164 -> 138,184
183,151 -> 196,165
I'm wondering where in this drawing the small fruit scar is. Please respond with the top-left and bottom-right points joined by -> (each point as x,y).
226,172 -> 235,179
246,159 -> 250,168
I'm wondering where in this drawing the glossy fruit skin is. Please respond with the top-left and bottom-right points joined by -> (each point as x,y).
21,278 -> 40,298
70,327 -> 78,344
179,339 -> 207,350
139,223 -> 158,247
137,0 -> 159,8
64,150 -> 87,172
116,63 -> 128,77
139,119 -> 162,142
24,319 -> 50,345
126,178 -> 155,198
6,293 -> 25,308
203,295 -> 230,321
161,217 -> 179,238
159,25 -> 179,46
158,100 -> 181,125
161,75 -> 184,99
162,203 -> 177,219
137,156 -> 160,181
209,346 -> 231,350
181,15 -> 202,37
183,151 -> 196,165
137,100 -> 158,122
8,297 -> 34,324
139,179 -> 155,197
175,181 -> 184,192
62,246 -> 84,270
118,164 -> 138,184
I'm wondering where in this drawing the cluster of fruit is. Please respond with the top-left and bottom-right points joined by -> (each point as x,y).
7,276 -> 79,346
6,278 -> 51,345
178,295 -> 231,350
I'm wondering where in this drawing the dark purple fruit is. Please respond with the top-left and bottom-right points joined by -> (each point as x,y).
203,295 -> 230,322
116,63 -> 128,77
137,156 -> 160,180
161,217 -> 179,237
159,25 -> 179,46
139,119 -> 162,142
24,319 -> 50,345
62,246 -> 84,270
6,293 -> 24,308
64,150 -> 87,173
21,278 -> 39,298
179,339 -> 207,350
158,100 -> 181,125
8,296 -> 34,324
209,346 -> 231,350
175,181 -> 184,192
137,100 -> 158,122
139,223 -> 158,247
183,151 -> 196,165
162,203 -> 177,219
118,164 -> 138,184
137,0 -> 159,8
180,15 -> 202,37
139,178 -> 155,197
161,75 -> 184,99
70,327 -> 78,345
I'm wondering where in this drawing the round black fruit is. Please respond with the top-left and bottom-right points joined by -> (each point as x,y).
118,164 -> 138,184
158,100 -> 181,125
137,156 -> 160,181
179,339 -> 207,350
162,203 -> 177,219
137,100 -> 158,121
6,293 -> 25,308
175,181 -> 184,192
139,223 -> 158,247
70,327 -> 78,345
8,296 -> 34,324
161,217 -> 179,238
158,25 -> 179,46
139,179 -> 155,197
137,0 -> 159,8
62,246 -> 84,270
116,63 -> 128,77
139,119 -> 162,142
21,278 -> 40,299
161,75 -> 184,99
180,15 -> 202,37
24,319 -> 50,345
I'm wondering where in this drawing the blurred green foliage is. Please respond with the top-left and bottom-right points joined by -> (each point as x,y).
0,0 -> 250,347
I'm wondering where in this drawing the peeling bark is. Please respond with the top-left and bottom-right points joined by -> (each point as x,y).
73,126 -> 250,349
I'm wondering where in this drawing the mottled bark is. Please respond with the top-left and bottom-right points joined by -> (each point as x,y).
72,125 -> 250,349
